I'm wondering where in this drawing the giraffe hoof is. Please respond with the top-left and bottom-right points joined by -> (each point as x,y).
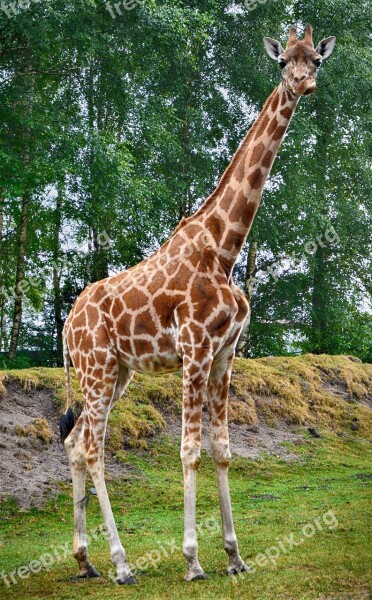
77,566 -> 101,578
226,562 -> 250,576
185,571 -> 208,582
116,575 -> 137,585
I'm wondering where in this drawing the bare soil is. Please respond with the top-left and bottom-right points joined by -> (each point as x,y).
0,381 -> 305,508
165,412 -> 304,462
0,383 -> 131,509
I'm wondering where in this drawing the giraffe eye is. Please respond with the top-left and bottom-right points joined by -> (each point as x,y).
278,59 -> 286,69
314,59 -> 322,68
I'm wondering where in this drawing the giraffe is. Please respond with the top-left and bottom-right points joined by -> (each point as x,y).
60,25 -> 336,584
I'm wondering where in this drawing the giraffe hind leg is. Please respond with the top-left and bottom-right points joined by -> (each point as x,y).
83,362 -> 136,584
65,414 -> 101,578
180,344 -> 214,582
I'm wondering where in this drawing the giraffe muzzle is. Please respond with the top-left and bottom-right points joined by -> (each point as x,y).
303,81 -> 317,96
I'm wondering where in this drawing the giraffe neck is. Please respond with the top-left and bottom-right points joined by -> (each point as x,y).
190,83 -> 299,274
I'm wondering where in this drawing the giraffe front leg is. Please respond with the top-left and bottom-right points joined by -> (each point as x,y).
215,466 -> 249,575
182,465 -> 207,581
72,463 -> 101,578
181,351 -> 213,582
207,351 -> 249,576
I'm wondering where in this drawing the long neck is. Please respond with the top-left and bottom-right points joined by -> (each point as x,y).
191,83 -> 299,274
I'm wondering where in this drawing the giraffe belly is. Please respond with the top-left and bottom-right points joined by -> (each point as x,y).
118,352 -> 183,374
115,329 -> 183,374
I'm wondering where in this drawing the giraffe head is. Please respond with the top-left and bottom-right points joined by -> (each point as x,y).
264,25 -> 336,97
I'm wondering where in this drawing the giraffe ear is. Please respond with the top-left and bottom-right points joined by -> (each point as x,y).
315,36 -> 336,59
263,37 -> 284,60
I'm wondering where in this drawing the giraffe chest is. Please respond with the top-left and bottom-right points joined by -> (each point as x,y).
116,325 -> 182,374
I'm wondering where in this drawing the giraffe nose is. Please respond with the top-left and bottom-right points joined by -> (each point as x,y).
294,75 -> 306,83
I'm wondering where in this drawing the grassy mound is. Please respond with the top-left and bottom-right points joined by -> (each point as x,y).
0,355 -> 371,449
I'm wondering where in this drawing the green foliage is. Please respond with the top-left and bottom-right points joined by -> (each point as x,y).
0,0 -> 370,362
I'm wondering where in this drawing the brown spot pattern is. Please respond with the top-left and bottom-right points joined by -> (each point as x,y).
254,114 -> 269,139
267,117 -> 278,136
280,107 -> 292,119
248,168 -> 263,190
271,93 -> 279,112
261,150 -> 273,168
281,90 -> 288,105
234,157 -> 246,183
249,142 -> 265,167
272,125 -> 287,141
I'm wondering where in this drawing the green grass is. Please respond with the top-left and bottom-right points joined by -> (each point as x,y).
0,433 -> 371,599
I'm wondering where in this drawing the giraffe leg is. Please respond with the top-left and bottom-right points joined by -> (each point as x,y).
85,363 -> 135,585
207,350 -> 249,575
180,349 -> 213,582
65,415 -> 100,578
67,358 -> 135,585
87,450 -> 135,584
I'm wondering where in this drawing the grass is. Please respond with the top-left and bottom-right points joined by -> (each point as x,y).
14,418 -> 53,444
1,354 -> 371,448
0,433 -> 371,600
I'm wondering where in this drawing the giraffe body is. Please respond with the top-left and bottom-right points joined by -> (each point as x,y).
61,25 -> 336,583
65,229 -> 248,377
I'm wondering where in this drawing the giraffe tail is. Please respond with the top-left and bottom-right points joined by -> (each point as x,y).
59,330 -> 75,444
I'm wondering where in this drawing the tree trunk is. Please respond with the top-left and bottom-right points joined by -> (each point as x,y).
53,194 -> 64,364
8,75 -> 34,359
179,103 -> 192,220
0,193 -> 4,251
178,46 -> 200,221
85,63 -> 109,283
0,303 -> 4,353
0,191 -> 5,352
309,243 -> 328,354
91,226 -> 109,282
306,101 -> 333,355
236,238 -> 257,356
8,192 -> 30,359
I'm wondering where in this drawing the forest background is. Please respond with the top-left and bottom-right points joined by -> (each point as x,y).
0,0 -> 370,367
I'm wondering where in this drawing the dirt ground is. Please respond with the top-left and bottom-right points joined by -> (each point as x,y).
0,383 -> 131,508
165,412 -> 304,462
0,381 -> 305,508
